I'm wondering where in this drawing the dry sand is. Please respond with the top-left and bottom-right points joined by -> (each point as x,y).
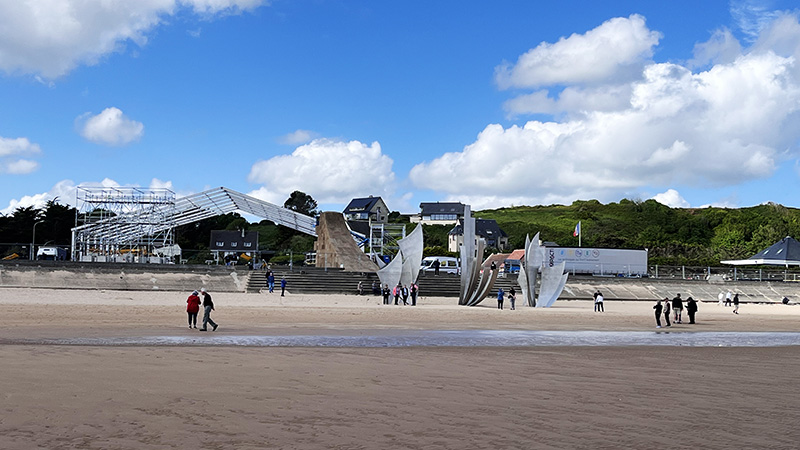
2,287 -> 799,449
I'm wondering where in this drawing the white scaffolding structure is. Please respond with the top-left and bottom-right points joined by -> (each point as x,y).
71,186 -> 317,263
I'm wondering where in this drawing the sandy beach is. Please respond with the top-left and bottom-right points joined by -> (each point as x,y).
2,287 -> 799,449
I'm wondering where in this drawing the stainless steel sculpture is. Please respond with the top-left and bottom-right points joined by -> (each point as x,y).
517,233 -> 568,307
377,224 -> 424,289
458,206 -> 498,306
538,261 -> 568,308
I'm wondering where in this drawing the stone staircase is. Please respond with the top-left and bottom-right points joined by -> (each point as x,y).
246,267 -> 521,297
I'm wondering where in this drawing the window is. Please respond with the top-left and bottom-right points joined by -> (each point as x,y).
231,242 -> 238,247
244,242 -> 252,248
431,213 -> 457,221
216,241 -> 224,247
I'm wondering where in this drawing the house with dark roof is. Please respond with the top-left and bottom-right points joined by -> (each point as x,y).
343,196 -> 389,223
410,202 -> 466,225
448,218 -> 508,252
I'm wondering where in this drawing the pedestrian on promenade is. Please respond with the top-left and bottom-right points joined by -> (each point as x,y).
509,291 -> 516,310
268,271 -> 275,293
686,296 -> 698,324
186,290 -> 201,329
733,293 -> 740,314
654,299 -> 663,328
382,284 -> 391,305
672,294 -> 683,323
402,285 -> 410,305
372,281 -> 379,296
410,283 -> 418,306
497,288 -> 505,310
662,297 -> 671,327
199,288 -> 218,331
595,291 -> 604,312
393,283 -> 401,305
280,276 -> 287,297
725,290 -> 733,307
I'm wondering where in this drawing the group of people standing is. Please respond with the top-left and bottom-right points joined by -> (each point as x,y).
720,290 -> 740,314
653,293 -> 698,328
382,283 -> 419,306
185,287 -> 218,331
264,269 -> 288,296
593,290 -> 605,312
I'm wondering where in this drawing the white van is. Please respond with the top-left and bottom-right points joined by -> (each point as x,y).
37,246 -> 67,260
421,256 -> 460,274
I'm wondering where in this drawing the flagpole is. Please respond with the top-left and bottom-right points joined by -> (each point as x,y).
579,221 -> 581,248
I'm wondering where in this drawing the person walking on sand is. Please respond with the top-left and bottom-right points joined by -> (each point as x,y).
382,284 -> 391,305
497,288 -> 505,310
199,288 -> 218,331
393,283 -> 401,305
186,290 -> 201,329
654,299 -> 663,328
280,276 -> 287,297
672,293 -> 683,323
402,284 -> 410,305
509,290 -> 516,310
662,297 -> 671,327
725,290 -> 733,307
410,283 -> 418,306
595,291 -> 604,312
733,293 -> 740,314
686,296 -> 698,324
268,271 -> 275,293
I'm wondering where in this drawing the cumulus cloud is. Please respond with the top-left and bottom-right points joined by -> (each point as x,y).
495,14 -> 661,89
78,107 -> 144,146
279,129 -> 320,145
652,189 -> 690,208
247,138 -> 396,205
410,13 -> 800,209
0,0 -> 266,79
0,136 -> 41,175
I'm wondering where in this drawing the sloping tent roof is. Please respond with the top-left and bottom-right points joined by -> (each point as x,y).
721,236 -> 800,266
72,187 -> 317,246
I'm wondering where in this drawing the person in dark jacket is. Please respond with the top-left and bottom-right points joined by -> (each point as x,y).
382,284 -> 391,305
280,276 -> 287,297
662,297 -> 671,327
497,288 -> 505,310
653,299 -> 663,328
199,288 -> 218,331
672,294 -> 683,323
186,290 -> 201,329
733,293 -> 740,314
410,283 -> 418,306
686,297 -> 698,324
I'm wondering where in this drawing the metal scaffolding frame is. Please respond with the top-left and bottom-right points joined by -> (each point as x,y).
71,186 -> 317,262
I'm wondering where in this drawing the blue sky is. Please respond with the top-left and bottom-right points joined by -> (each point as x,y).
2,0 -> 800,215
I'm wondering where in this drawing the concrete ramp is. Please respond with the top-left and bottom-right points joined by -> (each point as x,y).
314,212 -> 378,273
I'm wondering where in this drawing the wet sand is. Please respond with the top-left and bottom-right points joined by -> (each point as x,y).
2,288 -> 799,449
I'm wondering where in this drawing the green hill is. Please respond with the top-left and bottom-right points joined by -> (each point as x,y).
475,199 -> 800,266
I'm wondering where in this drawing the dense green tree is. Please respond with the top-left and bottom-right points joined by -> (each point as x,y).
283,191 -> 318,217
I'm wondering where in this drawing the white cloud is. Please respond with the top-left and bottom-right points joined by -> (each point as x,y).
410,14 -> 800,209
0,0 -> 266,79
248,138 -> 396,204
4,159 -> 40,175
279,129 -> 320,145
495,14 -> 661,89
652,189 -> 690,208
1,179 -> 79,215
149,178 -> 174,190
0,136 -> 42,175
730,0 -> 783,42
78,107 -> 144,146
689,28 -> 742,68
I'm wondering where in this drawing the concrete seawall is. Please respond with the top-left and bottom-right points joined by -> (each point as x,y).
0,262 -> 249,293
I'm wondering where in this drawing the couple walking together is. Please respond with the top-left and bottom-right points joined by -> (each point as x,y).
186,288 -> 219,331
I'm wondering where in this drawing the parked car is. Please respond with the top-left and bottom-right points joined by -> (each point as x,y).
421,256 -> 460,274
37,246 -> 67,261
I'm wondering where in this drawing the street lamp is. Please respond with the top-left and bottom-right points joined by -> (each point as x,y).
31,220 -> 44,260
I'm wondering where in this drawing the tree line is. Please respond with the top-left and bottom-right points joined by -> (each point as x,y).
3,194 -> 798,266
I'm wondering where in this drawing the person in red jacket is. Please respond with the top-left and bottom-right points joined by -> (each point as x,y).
186,290 -> 201,329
